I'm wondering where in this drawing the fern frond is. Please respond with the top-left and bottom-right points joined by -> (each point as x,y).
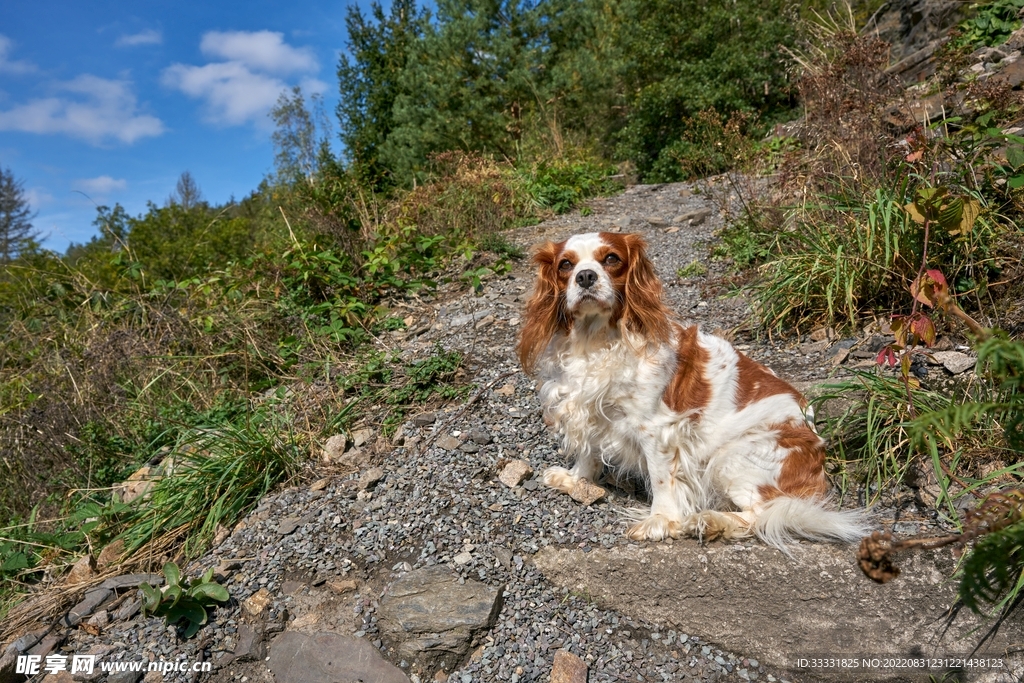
959,520 -> 1024,615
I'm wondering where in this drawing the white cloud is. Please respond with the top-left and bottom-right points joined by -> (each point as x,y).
115,29 -> 162,47
73,175 -> 127,195
0,34 -> 37,75
162,61 -> 288,126
0,74 -> 165,145
199,30 -> 316,74
163,31 -> 320,127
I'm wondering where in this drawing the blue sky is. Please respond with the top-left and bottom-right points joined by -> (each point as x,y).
0,1 -> 375,251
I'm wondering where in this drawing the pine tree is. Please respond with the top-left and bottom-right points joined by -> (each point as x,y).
0,166 -> 39,264
336,0 -> 425,190
382,0 -> 543,184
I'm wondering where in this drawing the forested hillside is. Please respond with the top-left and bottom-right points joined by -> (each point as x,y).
3,0 -> 1024,643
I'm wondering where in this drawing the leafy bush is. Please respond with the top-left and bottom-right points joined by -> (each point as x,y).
952,0 -> 1024,49
613,0 -> 800,182
518,159 -> 620,214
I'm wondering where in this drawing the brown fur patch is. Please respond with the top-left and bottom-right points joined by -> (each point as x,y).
599,232 -> 671,344
759,420 -> 828,501
517,240 -> 570,374
735,353 -> 805,410
663,325 -> 711,417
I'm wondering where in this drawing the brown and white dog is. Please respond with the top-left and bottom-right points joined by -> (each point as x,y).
516,231 -> 867,549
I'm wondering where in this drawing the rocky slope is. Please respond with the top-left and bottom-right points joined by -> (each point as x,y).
4,181 -> 1023,683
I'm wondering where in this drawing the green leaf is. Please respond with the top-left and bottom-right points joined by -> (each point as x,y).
139,583 -> 161,614
165,584 -> 182,607
163,599 -> 208,628
1008,174 -> 1024,189
163,562 -> 180,588
189,582 -> 230,603
1,552 -> 31,573
1007,145 -> 1024,170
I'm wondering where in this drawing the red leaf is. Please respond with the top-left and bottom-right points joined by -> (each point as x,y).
906,150 -> 923,162
876,346 -> 900,367
910,314 -> 937,347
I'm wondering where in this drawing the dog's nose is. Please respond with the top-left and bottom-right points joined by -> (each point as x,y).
575,269 -> 598,289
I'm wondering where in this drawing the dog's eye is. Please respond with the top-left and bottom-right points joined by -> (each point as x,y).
603,253 -> 621,266
558,259 -> 573,271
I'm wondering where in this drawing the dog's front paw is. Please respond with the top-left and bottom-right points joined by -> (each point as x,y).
627,514 -> 682,542
682,511 -> 752,543
542,466 -> 577,494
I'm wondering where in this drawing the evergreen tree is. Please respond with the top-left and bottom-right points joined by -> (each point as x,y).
0,166 -> 39,264
337,0 -> 426,190
382,0 -> 543,183
613,0 -> 800,181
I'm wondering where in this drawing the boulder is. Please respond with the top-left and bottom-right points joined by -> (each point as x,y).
378,566 -> 503,671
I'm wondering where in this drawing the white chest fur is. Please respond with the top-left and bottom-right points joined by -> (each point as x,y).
536,331 -> 676,473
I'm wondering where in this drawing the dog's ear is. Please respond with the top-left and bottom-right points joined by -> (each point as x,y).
517,240 -> 567,374
620,233 -> 671,343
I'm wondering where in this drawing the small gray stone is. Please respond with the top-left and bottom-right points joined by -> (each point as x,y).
99,573 -> 162,591
437,435 -> 461,451
412,412 -> 436,426
467,429 -> 492,445
278,518 -> 301,535
86,610 -> 109,628
674,208 -> 712,225
113,598 -> 141,622
232,625 -> 266,662
352,428 -> 374,448
358,467 -> 386,490
453,551 -> 473,566
930,351 -> 976,374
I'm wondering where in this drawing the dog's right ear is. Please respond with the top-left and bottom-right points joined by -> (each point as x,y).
516,240 -> 567,374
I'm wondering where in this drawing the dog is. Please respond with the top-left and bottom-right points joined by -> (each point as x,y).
516,231 -> 868,549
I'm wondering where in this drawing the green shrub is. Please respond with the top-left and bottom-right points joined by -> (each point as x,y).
518,159 -> 620,214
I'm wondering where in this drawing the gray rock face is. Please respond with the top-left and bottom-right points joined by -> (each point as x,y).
378,566 -> 503,670
268,631 -> 409,683
534,542 -> 1024,681
868,0 -> 969,62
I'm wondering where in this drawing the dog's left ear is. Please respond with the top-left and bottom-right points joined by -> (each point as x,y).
621,233 -> 671,343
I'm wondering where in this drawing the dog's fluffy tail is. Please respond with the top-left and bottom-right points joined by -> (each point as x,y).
753,497 -> 870,552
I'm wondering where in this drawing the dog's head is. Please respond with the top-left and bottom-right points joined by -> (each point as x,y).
516,232 -> 671,373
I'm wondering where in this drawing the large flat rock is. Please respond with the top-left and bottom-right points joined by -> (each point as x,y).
378,566 -> 503,671
268,631 -> 409,683
534,541 -> 1024,681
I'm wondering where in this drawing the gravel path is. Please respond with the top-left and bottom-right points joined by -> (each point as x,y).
42,181 -> 942,683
